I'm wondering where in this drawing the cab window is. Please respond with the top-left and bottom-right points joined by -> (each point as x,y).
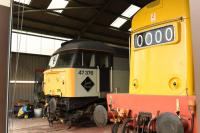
96,53 -> 112,68
83,52 -> 95,68
56,53 -> 74,67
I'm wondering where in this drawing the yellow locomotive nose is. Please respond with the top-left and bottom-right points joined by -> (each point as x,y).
43,68 -> 75,97
129,0 -> 193,96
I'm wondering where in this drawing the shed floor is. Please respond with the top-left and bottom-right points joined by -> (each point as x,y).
9,118 -> 112,133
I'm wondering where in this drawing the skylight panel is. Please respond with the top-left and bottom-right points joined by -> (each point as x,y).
110,17 -> 127,28
121,5 -> 140,18
48,0 -> 69,13
14,0 -> 31,5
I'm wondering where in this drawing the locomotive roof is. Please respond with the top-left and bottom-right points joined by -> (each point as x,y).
54,40 -> 114,54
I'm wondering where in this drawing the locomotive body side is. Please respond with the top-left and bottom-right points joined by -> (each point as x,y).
44,68 -> 99,97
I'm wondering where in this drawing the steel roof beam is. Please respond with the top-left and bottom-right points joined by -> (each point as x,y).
72,0 -> 130,21
13,16 -> 128,46
13,3 -> 129,35
13,6 -> 102,14
79,0 -> 117,37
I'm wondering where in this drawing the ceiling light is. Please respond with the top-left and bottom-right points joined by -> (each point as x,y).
14,0 -> 31,5
121,5 -> 140,18
110,17 -> 127,28
48,0 -> 69,13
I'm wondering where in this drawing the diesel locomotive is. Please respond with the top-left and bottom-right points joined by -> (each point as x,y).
43,40 -> 129,126
107,0 -> 198,133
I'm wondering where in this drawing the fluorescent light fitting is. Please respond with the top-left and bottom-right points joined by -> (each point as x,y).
48,0 -> 69,13
110,17 -> 127,28
121,5 -> 140,18
14,0 -> 31,5
10,80 -> 38,84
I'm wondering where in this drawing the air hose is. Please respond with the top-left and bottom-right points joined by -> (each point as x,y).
190,113 -> 194,133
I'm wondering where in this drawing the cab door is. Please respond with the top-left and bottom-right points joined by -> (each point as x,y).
96,53 -> 113,92
99,66 -> 110,92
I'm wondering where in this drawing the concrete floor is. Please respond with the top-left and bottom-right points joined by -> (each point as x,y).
9,118 -> 112,133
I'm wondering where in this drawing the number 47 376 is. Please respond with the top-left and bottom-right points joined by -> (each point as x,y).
78,70 -> 93,75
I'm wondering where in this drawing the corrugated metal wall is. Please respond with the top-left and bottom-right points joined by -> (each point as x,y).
113,57 -> 129,93
10,53 -> 49,103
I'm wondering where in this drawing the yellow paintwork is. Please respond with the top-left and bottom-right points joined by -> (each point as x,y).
129,0 -> 194,96
43,68 -> 75,97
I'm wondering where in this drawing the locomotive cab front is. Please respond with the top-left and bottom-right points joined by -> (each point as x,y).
107,0 -> 197,132
43,40 -> 114,126
43,40 -> 113,98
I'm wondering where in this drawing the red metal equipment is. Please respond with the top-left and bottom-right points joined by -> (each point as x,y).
107,94 -> 197,133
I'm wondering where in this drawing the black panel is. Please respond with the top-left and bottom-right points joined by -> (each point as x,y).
58,97 -> 100,111
134,25 -> 175,48
100,68 -> 110,92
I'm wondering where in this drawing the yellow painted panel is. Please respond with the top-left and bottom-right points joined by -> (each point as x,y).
43,68 -> 75,97
131,0 -> 190,31
129,0 -> 194,96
